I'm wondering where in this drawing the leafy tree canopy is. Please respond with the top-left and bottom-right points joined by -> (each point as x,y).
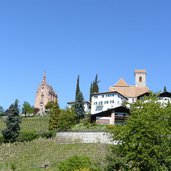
22,101 -> 34,116
107,94 -> 171,171
48,100 -> 60,130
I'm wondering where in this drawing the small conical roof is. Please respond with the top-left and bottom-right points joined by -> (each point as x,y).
114,78 -> 129,87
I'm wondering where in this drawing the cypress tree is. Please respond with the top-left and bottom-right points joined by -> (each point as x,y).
164,86 -> 167,92
2,100 -> 21,142
75,75 -> 80,100
91,74 -> 100,94
89,83 -> 93,102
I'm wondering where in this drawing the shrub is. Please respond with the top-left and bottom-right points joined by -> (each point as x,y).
40,130 -> 56,138
74,168 -> 90,171
57,155 -> 100,171
16,131 -> 39,142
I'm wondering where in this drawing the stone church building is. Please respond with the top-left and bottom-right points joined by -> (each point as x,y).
34,73 -> 57,114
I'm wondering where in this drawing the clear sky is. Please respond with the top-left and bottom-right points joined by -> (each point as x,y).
0,0 -> 171,109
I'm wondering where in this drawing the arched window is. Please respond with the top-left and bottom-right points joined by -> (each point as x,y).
139,76 -> 142,82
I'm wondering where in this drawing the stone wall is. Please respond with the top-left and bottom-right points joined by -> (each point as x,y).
56,132 -> 116,144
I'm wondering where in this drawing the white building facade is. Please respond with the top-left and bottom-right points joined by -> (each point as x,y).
67,101 -> 91,114
91,91 -> 128,114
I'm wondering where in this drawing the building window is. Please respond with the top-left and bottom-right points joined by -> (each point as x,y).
102,95 -> 104,98
94,95 -> 98,99
93,102 -> 98,105
110,100 -> 114,104
139,76 -> 142,82
104,101 -> 109,104
99,101 -> 103,106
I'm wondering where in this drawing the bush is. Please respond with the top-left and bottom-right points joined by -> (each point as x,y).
17,131 -> 39,142
0,135 -> 4,143
40,130 -> 56,138
74,168 -> 90,171
57,155 -> 100,171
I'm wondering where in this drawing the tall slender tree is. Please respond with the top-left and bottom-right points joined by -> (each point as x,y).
89,83 -> 93,102
164,86 -> 167,92
74,76 -> 85,121
75,75 -> 80,100
89,74 -> 100,102
93,74 -> 99,93
2,100 -> 21,142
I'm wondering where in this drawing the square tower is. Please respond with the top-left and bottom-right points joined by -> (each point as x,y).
134,69 -> 147,87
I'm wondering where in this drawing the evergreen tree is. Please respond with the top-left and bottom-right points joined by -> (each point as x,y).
2,100 -> 21,142
89,74 -> 100,102
92,74 -> 100,93
48,100 -> 60,130
75,91 -> 85,121
164,86 -> 167,92
75,75 -> 80,100
89,83 -> 93,102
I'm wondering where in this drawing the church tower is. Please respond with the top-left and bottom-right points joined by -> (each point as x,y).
134,69 -> 147,87
34,73 -> 57,114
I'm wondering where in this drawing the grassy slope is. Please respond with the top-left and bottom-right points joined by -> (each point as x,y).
0,116 -> 49,135
0,138 -> 108,171
0,117 -> 109,170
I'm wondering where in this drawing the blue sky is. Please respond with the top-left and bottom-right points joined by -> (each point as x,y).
0,0 -> 171,109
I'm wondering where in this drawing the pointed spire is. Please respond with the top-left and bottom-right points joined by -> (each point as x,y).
42,71 -> 46,85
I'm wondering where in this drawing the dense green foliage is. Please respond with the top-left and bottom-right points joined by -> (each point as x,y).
2,100 -> 21,142
22,101 -> 34,116
48,100 -> 60,130
75,91 -> 85,121
58,155 -> 100,171
74,75 -> 85,121
89,74 -> 100,102
57,107 -> 77,131
0,106 -> 5,117
107,94 -> 171,171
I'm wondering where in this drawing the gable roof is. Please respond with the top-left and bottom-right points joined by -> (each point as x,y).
110,86 -> 149,98
114,78 -> 129,87
91,106 -> 130,121
159,92 -> 171,98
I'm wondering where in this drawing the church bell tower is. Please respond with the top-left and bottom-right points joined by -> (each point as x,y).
134,69 -> 147,87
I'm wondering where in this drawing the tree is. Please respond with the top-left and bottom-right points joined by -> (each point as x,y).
22,101 -> 34,117
93,74 -> 100,93
107,94 -> 171,171
75,75 -> 80,100
89,74 -> 100,102
0,106 -> 5,117
164,86 -> 167,92
48,100 -> 60,130
89,83 -> 93,102
2,100 -> 21,142
56,107 -> 77,131
75,91 -> 85,121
